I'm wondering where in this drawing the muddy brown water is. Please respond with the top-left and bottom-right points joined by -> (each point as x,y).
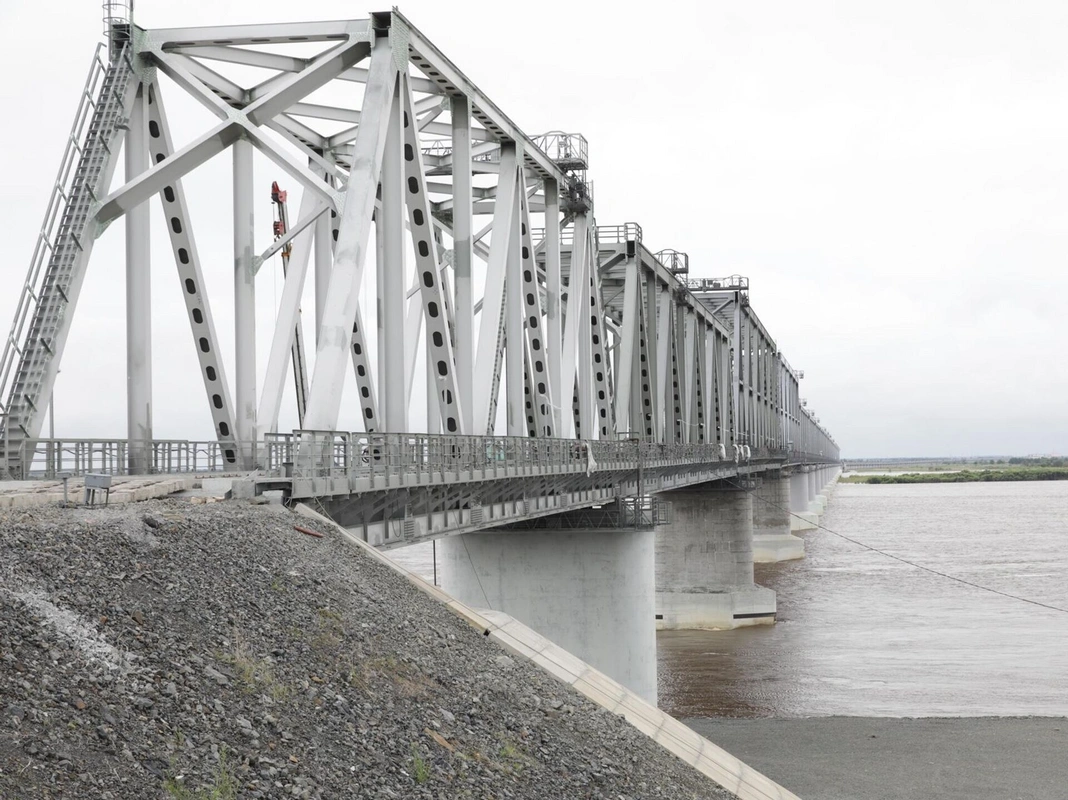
391,482 -> 1068,718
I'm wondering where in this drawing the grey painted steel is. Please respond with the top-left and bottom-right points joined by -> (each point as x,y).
2,11 -> 841,480
125,84 -> 152,474
451,95 -> 474,434
0,46 -> 136,476
378,74 -> 406,432
233,138 -> 256,467
263,429 -> 835,547
147,83 -> 239,465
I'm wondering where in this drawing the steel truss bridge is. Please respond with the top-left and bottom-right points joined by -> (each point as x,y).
0,7 -> 839,544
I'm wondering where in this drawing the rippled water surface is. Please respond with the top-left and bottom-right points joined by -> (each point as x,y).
659,481 -> 1068,718
390,482 -> 1068,719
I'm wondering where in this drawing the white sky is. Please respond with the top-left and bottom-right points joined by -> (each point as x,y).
2,0 -> 1066,458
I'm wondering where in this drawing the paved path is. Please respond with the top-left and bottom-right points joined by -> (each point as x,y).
0,476 -> 192,509
686,716 -> 1068,800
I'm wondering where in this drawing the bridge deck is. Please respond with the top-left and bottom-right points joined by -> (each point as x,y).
2,431 -> 835,549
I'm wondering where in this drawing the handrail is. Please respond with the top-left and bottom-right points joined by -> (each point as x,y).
0,44 -> 109,422
1,431 -> 838,481
13,438 -> 240,479
263,430 -> 836,482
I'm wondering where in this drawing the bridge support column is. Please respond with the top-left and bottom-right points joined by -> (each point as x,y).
655,486 -> 776,630
439,527 -> 657,705
752,473 -> 804,562
233,138 -> 257,469
824,467 -> 840,493
807,469 -> 825,514
814,468 -> 829,512
789,471 -> 817,531
125,84 -> 152,475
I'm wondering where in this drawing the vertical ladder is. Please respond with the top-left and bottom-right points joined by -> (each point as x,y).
0,44 -> 136,478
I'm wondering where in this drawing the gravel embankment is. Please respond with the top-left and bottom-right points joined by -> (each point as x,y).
0,500 -> 736,799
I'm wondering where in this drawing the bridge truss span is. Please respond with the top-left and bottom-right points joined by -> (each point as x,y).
0,9 -> 838,482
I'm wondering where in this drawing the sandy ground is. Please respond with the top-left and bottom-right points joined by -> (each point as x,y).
685,717 -> 1068,800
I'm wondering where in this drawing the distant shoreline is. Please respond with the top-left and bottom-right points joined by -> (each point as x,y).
843,468 -> 1068,484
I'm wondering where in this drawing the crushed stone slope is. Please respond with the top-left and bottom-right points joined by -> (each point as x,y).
0,500 -> 736,799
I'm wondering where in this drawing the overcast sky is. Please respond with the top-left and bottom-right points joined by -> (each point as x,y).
2,0 -> 1066,458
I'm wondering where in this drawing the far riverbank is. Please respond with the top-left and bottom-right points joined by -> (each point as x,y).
842,467 -> 1068,484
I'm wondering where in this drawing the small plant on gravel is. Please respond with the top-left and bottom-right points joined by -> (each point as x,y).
409,742 -> 431,785
346,665 -> 370,692
316,606 -> 343,623
499,742 -> 519,759
355,654 -> 434,698
221,629 -> 285,698
309,606 -> 345,653
164,747 -> 237,799
496,737 -> 532,775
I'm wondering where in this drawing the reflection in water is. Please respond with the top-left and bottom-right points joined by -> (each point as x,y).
659,482 -> 1068,718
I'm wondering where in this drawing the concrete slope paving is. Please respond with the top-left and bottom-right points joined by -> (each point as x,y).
686,717 -> 1068,800
0,499 -> 737,799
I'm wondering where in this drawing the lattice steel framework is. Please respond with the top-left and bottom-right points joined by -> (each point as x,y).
0,10 -> 838,479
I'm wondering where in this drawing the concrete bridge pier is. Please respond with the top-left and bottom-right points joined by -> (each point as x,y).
790,471 -> 818,531
808,469 -> 827,514
439,521 -> 658,704
751,472 -> 804,562
823,467 -> 841,494
655,485 -> 776,630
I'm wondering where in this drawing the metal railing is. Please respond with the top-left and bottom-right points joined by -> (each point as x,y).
531,131 -> 588,170
529,221 -> 639,249
102,0 -> 133,55
0,44 -> 110,428
419,132 -> 588,172
656,249 -> 689,275
0,431 -> 836,482
261,429 -> 821,482
420,140 -> 501,163
686,275 -> 749,293
14,438 -> 240,479
595,222 -> 642,246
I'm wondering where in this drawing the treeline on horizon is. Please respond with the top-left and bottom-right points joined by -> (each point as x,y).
858,468 -> 1068,484
1005,457 -> 1068,467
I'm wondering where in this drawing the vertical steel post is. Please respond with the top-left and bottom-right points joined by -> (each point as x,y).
733,294 -> 742,450
314,158 -> 333,345
505,160 -> 525,437
577,226 -> 595,437
451,95 -> 473,433
233,138 -> 256,467
543,179 -> 562,436
379,79 -> 406,431
426,327 -> 440,434
613,256 -> 637,430
125,83 -> 152,474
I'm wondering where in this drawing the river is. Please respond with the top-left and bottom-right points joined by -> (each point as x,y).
389,481 -> 1068,797
388,481 -> 1068,717
660,480 -> 1068,718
